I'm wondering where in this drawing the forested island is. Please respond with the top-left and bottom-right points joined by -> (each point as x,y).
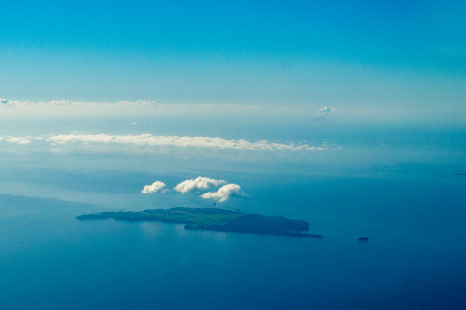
77,207 -> 321,238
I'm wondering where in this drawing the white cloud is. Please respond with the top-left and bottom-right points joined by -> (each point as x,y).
201,184 -> 241,202
174,177 -> 226,193
6,136 -> 33,145
46,133 -> 321,151
2,136 -> 44,145
0,99 -> 249,109
141,181 -> 167,194
0,100 -> 255,118
315,106 -> 336,119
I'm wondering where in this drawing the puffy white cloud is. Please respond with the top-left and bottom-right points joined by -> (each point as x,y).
46,133 -> 320,151
141,181 -> 167,194
315,106 -> 336,119
201,184 -> 241,202
174,177 -> 226,193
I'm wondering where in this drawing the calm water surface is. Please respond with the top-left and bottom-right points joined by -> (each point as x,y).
0,168 -> 465,309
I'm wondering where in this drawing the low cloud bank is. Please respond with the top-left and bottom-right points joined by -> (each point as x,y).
141,181 -> 167,194
1,133 -> 327,152
174,177 -> 226,193
0,99 -> 256,119
1,136 -> 44,145
201,184 -> 241,202
6,136 -> 33,144
46,133 -> 321,151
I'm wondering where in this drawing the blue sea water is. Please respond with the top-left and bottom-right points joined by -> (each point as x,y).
0,165 -> 465,309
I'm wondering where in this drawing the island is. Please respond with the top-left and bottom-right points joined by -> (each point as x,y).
77,207 -> 321,238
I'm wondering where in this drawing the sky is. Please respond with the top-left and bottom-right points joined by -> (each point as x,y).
0,0 -> 465,125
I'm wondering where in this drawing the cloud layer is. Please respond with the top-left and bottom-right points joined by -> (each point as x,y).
0,99 -> 256,119
46,133 -> 321,151
174,177 -> 226,193
3,136 -> 42,145
141,181 -> 167,194
201,184 -> 241,202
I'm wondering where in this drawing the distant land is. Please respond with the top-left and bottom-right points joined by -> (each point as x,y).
77,207 -> 321,238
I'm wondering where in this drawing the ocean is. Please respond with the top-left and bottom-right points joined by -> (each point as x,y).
0,163 -> 465,309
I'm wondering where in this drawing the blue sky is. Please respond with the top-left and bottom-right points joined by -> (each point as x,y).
0,0 -> 465,122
